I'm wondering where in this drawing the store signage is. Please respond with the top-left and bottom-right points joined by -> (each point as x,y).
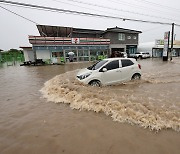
71,38 -> 80,44
155,39 -> 164,45
163,31 -> 170,57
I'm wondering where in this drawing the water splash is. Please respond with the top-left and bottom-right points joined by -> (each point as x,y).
40,70 -> 180,132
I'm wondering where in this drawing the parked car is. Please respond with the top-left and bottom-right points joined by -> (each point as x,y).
145,52 -> 151,58
129,52 -> 150,59
76,58 -> 141,86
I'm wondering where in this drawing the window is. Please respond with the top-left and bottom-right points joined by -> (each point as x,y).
52,52 -> 63,57
133,36 -> 137,40
118,33 -> 125,41
88,60 -> 108,70
105,60 -> 119,70
127,36 -> 131,39
84,50 -> 89,56
52,52 -> 57,57
121,59 -> 134,67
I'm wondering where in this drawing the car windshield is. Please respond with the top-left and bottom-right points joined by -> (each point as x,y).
87,60 -> 108,70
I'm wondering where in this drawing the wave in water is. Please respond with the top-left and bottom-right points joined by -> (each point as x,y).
40,70 -> 180,132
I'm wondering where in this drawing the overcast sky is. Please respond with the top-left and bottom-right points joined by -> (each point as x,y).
0,0 -> 180,50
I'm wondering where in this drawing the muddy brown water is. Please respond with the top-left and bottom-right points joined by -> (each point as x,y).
0,58 -> 180,154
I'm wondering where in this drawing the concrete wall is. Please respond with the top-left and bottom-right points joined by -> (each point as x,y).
23,49 -> 34,62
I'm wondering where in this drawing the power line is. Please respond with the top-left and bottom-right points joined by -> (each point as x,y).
1,3 -> 66,14
54,0 -> 180,22
175,23 -> 180,27
0,0 -> 175,25
51,0 -> 123,17
134,0 -> 180,13
108,0 -> 180,17
0,5 -> 38,24
142,25 -> 170,33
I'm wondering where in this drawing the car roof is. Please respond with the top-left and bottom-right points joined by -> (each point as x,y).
103,57 -> 135,61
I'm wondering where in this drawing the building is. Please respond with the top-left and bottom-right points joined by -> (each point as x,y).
103,27 -> 141,55
152,39 -> 180,57
23,25 -> 142,63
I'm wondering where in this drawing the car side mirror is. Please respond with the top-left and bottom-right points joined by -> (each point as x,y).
102,68 -> 107,72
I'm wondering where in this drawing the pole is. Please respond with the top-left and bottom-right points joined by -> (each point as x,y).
170,23 -> 174,61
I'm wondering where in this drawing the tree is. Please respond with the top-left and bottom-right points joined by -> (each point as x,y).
9,49 -> 19,53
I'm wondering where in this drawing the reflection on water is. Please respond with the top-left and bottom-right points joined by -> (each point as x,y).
41,58 -> 180,132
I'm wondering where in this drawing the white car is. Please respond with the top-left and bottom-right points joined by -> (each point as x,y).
129,52 -> 150,59
76,58 -> 141,86
145,52 -> 151,58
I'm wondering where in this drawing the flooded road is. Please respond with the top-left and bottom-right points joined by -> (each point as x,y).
0,58 -> 180,154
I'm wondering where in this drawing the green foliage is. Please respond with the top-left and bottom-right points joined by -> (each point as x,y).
0,49 -> 24,63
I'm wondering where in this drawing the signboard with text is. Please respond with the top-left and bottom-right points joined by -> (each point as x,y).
155,39 -> 164,45
163,31 -> 170,60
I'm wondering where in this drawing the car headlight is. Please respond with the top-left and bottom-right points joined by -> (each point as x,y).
77,73 -> 91,80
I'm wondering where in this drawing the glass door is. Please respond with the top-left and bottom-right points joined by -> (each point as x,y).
78,50 -> 90,61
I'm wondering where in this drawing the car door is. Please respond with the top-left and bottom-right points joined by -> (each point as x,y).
119,59 -> 135,81
101,60 -> 121,85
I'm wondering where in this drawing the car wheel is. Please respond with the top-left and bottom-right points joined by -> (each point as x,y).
132,74 -> 141,80
89,80 -> 101,87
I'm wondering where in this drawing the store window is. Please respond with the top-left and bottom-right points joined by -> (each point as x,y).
84,50 -> 89,56
52,52 -> 63,57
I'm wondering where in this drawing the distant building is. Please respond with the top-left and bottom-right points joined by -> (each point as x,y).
152,39 -> 180,57
23,25 -> 142,63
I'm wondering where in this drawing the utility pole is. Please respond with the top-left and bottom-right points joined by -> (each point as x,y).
170,23 -> 174,61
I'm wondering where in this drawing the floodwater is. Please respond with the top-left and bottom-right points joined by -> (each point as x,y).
0,58 -> 180,154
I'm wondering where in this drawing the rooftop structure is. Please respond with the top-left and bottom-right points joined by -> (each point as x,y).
36,25 -> 141,38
